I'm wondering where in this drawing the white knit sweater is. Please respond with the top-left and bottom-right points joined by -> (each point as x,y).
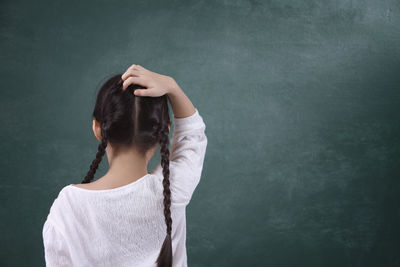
42,108 -> 207,267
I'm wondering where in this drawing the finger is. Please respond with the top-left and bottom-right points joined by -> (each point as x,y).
122,76 -> 147,90
122,64 -> 139,76
121,69 -> 141,81
122,76 -> 145,90
127,63 -> 138,71
135,64 -> 147,71
134,89 -> 150,96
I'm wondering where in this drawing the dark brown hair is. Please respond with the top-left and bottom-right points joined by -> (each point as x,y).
81,74 -> 173,267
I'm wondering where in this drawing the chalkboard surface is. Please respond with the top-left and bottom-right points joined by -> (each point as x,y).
1,0 -> 399,266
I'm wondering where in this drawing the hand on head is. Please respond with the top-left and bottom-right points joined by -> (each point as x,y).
121,64 -> 177,97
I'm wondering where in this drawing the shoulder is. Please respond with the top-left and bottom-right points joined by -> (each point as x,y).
50,185 -> 70,207
45,185 -> 75,224
44,184 -> 85,238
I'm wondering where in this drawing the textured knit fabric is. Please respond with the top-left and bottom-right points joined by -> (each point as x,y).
42,108 -> 207,267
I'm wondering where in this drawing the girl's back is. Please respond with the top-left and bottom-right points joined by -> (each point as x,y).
42,65 -> 207,267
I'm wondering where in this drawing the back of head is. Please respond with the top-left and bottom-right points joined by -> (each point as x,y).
91,73 -> 170,155
82,74 -> 173,267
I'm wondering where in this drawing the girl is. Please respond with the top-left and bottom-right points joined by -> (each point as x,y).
42,64 -> 208,267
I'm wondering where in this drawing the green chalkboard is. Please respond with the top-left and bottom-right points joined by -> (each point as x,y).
1,0 -> 399,266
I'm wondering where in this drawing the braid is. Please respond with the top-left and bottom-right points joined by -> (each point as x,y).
156,126 -> 173,267
82,128 -> 108,184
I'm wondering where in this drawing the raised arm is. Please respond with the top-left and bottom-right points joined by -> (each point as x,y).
156,78 -> 207,205
166,79 -> 196,119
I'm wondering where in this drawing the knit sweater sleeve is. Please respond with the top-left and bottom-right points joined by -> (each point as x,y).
42,218 -> 73,267
152,108 -> 208,206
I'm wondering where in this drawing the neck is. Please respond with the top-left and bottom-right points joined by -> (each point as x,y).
102,145 -> 150,184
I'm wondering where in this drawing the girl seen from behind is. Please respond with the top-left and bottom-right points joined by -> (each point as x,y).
42,64 -> 208,267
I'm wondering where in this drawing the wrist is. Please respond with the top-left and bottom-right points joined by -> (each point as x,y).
166,77 -> 181,96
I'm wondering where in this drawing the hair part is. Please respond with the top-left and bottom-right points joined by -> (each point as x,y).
81,74 -> 173,266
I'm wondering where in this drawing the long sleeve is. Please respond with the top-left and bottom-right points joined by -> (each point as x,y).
152,108 -> 208,206
42,218 -> 73,267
